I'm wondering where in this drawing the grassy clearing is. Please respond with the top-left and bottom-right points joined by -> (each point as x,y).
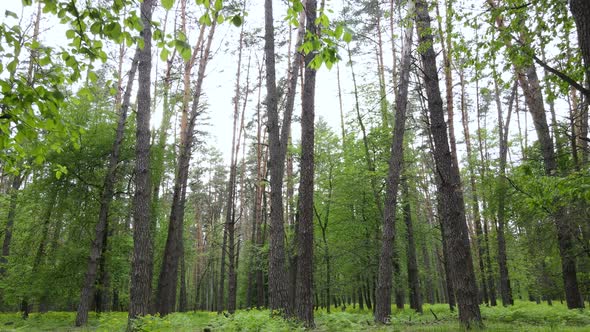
0,301 -> 588,331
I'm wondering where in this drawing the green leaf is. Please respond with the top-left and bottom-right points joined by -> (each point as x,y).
160,48 -> 170,62
88,71 -> 98,83
214,0 -> 222,11
66,29 -> 76,39
5,10 -> 18,19
7,59 -> 18,73
180,47 -> 191,61
334,24 -> 343,39
231,15 -> 242,27
199,13 -> 212,26
162,0 -> 175,10
343,31 -> 352,43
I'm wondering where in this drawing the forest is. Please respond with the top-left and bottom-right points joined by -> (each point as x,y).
0,0 -> 589,331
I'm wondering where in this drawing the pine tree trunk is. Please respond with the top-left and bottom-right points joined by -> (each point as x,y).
415,0 -> 482,326
128,0 -> 155,325
475,75 -> 497,307
157,20 -> 217,317
518,66 -> 584,309
421,242 -> 436,304
570,0 -> 590,164
487,0 -> 584,308
295,0 -> 317,326
424,96 -> 456,312
570,0 -> 590,86
179,242 -> 188,312
436,0 -> 459,171
96,225 -> 111,313
225,18 -> 249,314
374,6 -> 414,322
495,81 -> 516,307
255,93 -> 267,310
76,49 -> 139,327
263,0 -> 302,314
218,223 -> 228,313
459,69 -> 489,305
0,175 -> 22,276
403,178 -> 422,313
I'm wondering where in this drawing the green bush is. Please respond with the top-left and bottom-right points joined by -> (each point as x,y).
0,301 -> 588,331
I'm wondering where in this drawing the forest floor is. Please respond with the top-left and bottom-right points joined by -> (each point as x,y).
0,301 -> 588,331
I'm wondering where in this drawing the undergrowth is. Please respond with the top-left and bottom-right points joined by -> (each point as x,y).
0,301 -> 588,331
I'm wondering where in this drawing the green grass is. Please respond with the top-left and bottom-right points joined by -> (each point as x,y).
0,301 -> 588,331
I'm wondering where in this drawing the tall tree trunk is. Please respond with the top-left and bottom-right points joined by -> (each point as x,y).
570,0 -> 590,87
253,62 -> 267,310
157,19 -> 217,316
440,213 -> 456,311
96,224 -> 111,313
263,0 -> 302,315
295,0 -> 317,326
421,241 -> 436,304
357,275 -> 364,310
403,178 -> 422,313
487,0 -> 584,308
128,0 -> 155,326
76,49 -> 139,327
375,12 -> 390,129
495,80 -> 517,307
519,65 -> 584,309
459,69 -> 489,306
22,188 -> 57,319
226,22 -> 251,314
475,73 -> 498,307
415,0 -> 482,327
569,0 -> 590,164
179,241 -> 188,312
0,175 -> 22,276
150,15 -> 179,306
435,0 -> 459,171
420,150 -> 456,310
374,5 -> 414,322
315,164 -> 334,314
218,215 -> 228,313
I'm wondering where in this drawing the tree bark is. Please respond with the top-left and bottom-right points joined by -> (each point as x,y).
179,240 -> 188,312
128,0 -> 155,326
157,19 -> 217,316
76,49 -> 139,327
495,80 -> 517,307
569,0 -> 590,164
475,74 -> 497,307
263,0 -> 302,315
226,21 -> 251,314
415,0 -> 482,327
253,62 -> 267,310
570,0 -> 590,86
519,65 -> 584,309
459,69 -> 489,306
403,178 -> 422,313
436,0 -> 459,171
487,1 -> 584,308
0,175 -> 22,276
295,0 -> 317,326
374,5 -> 414,322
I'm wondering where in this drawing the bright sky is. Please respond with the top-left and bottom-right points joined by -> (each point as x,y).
0,0 -> 352,165
2,0 -> 573,170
